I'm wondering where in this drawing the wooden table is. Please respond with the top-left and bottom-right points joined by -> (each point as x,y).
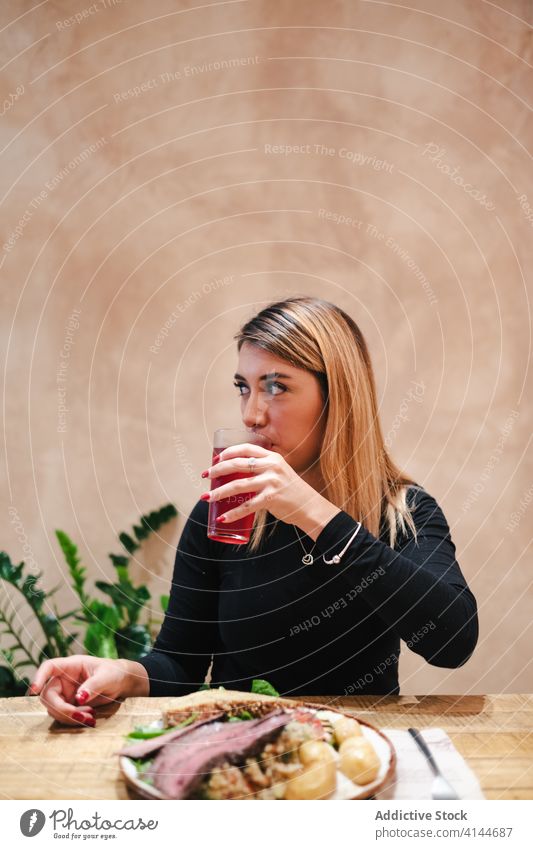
1,694 -> 532,800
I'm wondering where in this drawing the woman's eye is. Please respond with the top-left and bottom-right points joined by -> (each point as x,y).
267,381 -> 286,395
233,381 -> 286,396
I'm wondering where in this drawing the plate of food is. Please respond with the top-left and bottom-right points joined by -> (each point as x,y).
117,688 -> 396,800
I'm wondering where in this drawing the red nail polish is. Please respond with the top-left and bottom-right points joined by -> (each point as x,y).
200,493 -> 210,501
219,515 -> 226,523
201,471 -> 209,478
72,711 -> 94,725
76,690 -> 89,704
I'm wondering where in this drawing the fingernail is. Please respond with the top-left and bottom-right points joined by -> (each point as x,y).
201,471 -> 209,478
200,493 -> 210,501
26,683 -> 38,696
218,515 -> 226,523
72,711 -> 95,726
76,690 -> 89,704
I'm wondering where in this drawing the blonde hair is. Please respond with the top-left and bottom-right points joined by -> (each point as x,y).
233,296 -> 419,553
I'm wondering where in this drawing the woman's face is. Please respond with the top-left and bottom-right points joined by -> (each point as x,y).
234,342 -> 327,481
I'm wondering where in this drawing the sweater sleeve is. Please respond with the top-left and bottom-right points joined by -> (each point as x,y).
312,486 -> 479,669
135,499 -> 219,696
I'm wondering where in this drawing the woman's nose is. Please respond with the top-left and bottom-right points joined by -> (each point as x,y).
242,391 -> 269,428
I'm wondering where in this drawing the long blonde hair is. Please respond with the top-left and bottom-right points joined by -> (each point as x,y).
233,296 -> 419,553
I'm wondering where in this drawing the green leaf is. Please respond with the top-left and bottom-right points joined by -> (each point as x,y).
141,512 -> 157,532
114,566 -> 129,583
227,710 -> 254,721
0,665 -> 29,696
84,623 -> 118,658
237,709 -> 253,719
133,524 -> 149,542
251,679 -> 280,697
0,665 -> 15,688
125,712 -> 198,743
140,515 -> 152,532
160,595 -> 169,613
0,553 -> 60,668
0,553 -> 24,583
41,613 -> 60,637
109,554 -> 129,569
161,504 -> 178,522
95,580 -> 150,627
55,530 -> 87,604
38,646 -> 55,664
135,585 -> 150,603
22,575 -> 45,611
139,504 -> 177,534
94,580 -> 129,609
126,727 -> 170,740
119,533 -> 138,555
87,600 -> 121,630
0,649 -> 14,665
57,609 -> 81,621
115,625 -> 152,660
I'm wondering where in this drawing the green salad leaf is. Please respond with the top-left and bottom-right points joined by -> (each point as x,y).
227,709 -> 254,722
237,709 -> 253,719
125,712 -> 199,741
126,726 -> 173,740
251,678 -> 280,697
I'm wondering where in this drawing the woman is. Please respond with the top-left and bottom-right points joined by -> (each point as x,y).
30,296 -> 478,726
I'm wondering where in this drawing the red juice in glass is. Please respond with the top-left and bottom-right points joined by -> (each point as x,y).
207,429 -> 272,544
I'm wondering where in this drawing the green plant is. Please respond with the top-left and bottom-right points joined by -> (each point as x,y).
0,552 -> 77,695
0,503 -> 177,696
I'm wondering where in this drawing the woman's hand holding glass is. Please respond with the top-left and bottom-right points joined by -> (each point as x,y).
201,442 -> 328,528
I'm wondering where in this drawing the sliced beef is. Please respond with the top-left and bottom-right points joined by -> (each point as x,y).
117,712 -> 225,759
147,709 -> 292,799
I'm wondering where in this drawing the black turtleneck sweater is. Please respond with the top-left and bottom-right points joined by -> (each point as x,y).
137,485 -> 478,697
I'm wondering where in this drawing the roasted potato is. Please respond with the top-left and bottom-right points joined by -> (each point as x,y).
284,758 -> 337,799
332,715 -> 362,745
338,736 -> 380,785
299,739 -> 336,766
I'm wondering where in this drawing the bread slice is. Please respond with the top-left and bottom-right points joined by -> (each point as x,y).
163,687 -> 307,727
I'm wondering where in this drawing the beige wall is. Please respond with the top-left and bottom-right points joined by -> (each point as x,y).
1,0 -> 531,695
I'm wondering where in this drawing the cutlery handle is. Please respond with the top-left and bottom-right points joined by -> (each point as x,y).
408,727 -> 440,775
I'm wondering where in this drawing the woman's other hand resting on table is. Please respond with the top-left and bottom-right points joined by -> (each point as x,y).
27,655 -> 150,726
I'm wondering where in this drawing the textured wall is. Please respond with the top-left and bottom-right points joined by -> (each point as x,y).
1,0 -> 531,695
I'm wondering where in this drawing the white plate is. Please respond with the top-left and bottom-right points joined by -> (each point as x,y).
119,705 -> 396,800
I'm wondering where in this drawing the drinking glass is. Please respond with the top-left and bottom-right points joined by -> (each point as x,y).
207,428 -> 272,544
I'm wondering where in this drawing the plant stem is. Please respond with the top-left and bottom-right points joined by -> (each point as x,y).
0,610 -> 39,668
